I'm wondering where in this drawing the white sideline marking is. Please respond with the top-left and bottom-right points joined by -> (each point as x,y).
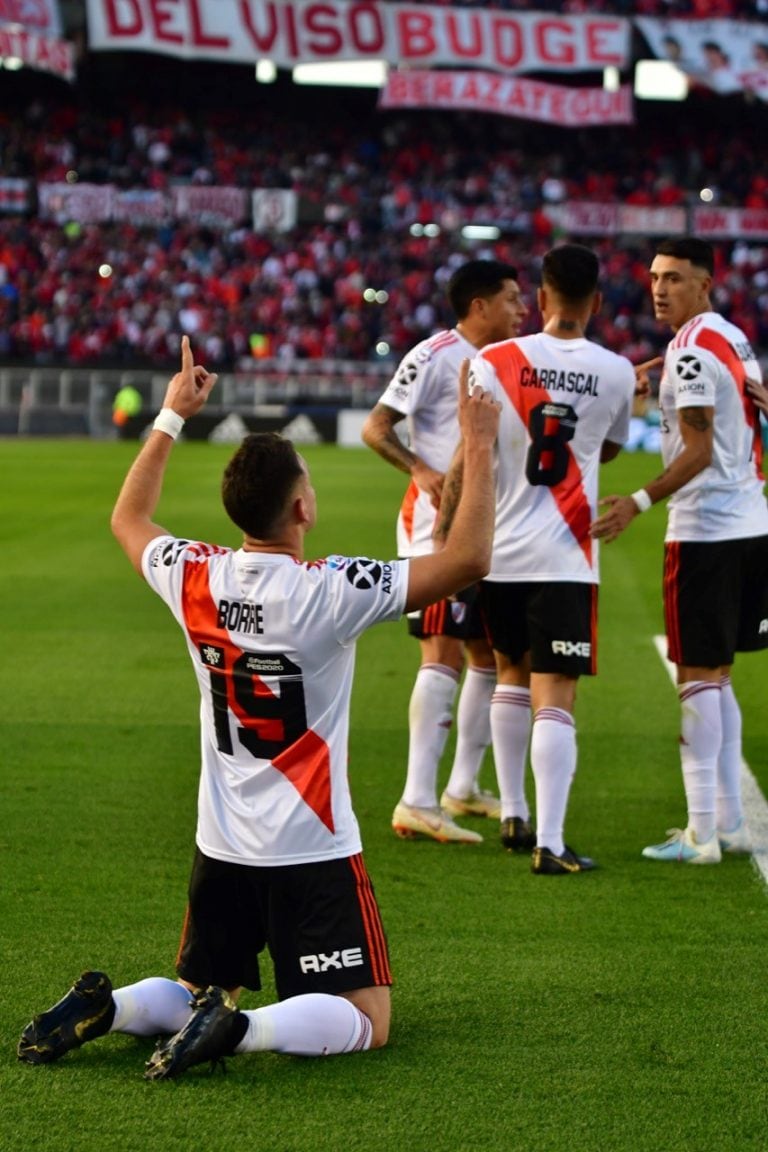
653,635 -> 768,885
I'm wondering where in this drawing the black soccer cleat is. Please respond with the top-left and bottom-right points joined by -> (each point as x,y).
18,970 -> 115,1065
531,845 -> 597,875
500,816 -> 536,853
143,986 -> 247,1081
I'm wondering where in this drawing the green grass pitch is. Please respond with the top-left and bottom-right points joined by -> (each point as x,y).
1,438 -> 767,1152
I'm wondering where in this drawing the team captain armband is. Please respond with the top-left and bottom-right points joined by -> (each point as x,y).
153,409 -> 185,439
630,488 -> 652,513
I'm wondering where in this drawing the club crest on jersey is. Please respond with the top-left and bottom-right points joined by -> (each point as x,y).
200,643 -> 225,668
345,558 -> 392,593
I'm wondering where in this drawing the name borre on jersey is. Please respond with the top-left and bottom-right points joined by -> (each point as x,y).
142,536 -> 408,868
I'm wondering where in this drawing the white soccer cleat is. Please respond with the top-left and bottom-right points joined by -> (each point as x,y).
642,827 -> 722,864
392,802 -> 483,843
718,818 -> 752,855
440,788 -> 501,820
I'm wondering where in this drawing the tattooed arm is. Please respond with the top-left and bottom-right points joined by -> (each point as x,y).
591,405 -> 713,543
361,403 -> 444,509
432,441 -> 465,548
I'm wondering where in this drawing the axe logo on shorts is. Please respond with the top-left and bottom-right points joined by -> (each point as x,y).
299,947 -> 364,973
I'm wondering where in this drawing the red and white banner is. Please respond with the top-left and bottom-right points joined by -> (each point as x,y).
637,17 -> 768,101
38,182 -> 115,223
0,177 -> 30,213
38,182 -> 250,228
693,206 -> 768,240
0,24 -> 74,78
85,1 -> 630,73
0,0 -> 62,36
380,70 -> 632,126
171,185 -> 248,227
546,202 -> 687,237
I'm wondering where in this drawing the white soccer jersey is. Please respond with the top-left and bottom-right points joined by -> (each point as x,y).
142,537 -> 408,867
375,328 -> 477,556
470,333 -> 635,582
659,311 -> 768,542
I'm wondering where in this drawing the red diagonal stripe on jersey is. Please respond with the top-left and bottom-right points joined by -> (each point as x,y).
485,342 -> 593,565
273,728 -> 333,832
400,479 -> 418,544
694,327 -> 764,479
181,559 -> 334,832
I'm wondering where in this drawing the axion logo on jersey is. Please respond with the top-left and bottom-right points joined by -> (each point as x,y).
149,538 -> 192,568
552,640 -> 591,658
395,359 -> 420,389
674,354 -> 702,381
346,558 -> 392,592
299,947 -> 364,974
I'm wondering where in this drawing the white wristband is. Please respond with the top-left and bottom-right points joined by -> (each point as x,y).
153,409 -> 185,440
630,488 -> 652,513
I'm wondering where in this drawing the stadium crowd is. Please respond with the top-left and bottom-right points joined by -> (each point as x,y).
1,52 -> 767,371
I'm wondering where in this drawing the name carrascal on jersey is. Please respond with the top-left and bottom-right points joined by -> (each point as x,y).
520,366 -> 600,396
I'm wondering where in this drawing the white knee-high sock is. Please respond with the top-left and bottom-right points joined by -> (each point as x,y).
489,686 -> 532,821
531,707 -> 576,857
236,994 -> 372,1057
111,978 -> 194,1037
717,675 -> 743,832
445,666 -> 496,798
679,681 -> 722,842
402,664 -> 459,808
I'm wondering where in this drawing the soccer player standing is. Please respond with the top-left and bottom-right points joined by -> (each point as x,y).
362,260 -> 527,844
437,244 -> 637,873
591,237 -> 768,864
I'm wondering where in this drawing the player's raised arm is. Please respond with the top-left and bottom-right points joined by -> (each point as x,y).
111,336 -> 218,574
405,362 -> 499,611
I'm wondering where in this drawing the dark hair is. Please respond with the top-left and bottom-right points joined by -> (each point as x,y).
222,432 -> 304,538
541,243 -> 599,302
655,237 -> 715,276
447,260 -> 519,320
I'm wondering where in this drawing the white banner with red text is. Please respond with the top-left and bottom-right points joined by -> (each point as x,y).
379,70 -> 633,126
0,22 -> 74,78
84,1 -> 630,73
31,182 -> 768,240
